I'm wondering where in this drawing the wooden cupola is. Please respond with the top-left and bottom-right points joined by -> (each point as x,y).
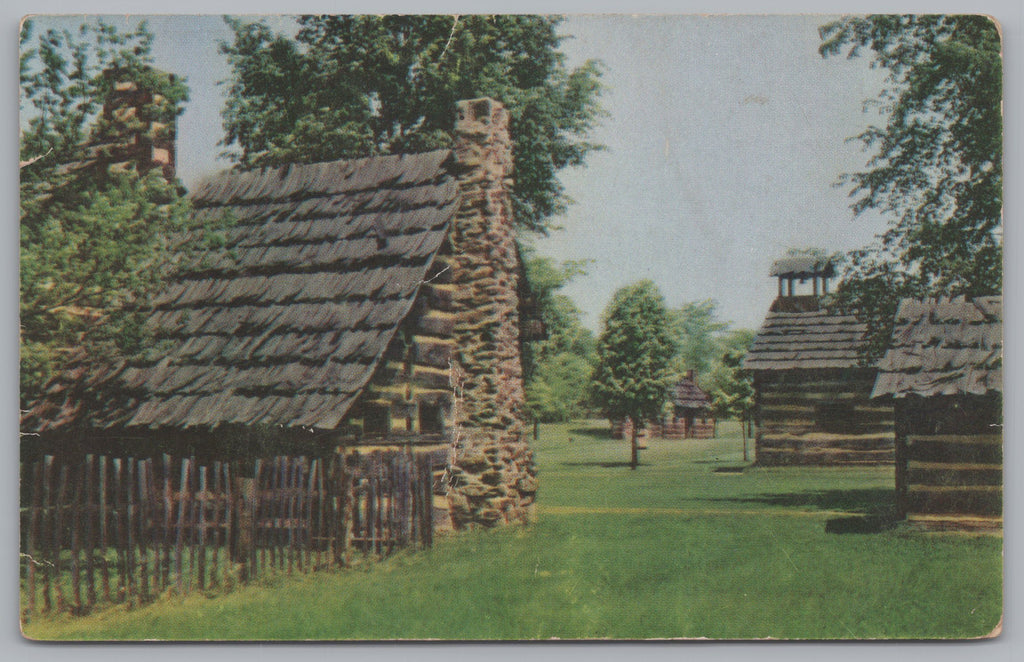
769,255 -> 835,299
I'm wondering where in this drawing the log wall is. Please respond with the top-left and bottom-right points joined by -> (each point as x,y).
753,368 -> 894,465
611,417 -> 716,440
894,394 -> 1002,522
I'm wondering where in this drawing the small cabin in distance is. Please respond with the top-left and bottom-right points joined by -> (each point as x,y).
611,371 -> 716,440
664,371 -> 716,439
743,255 -> 894,465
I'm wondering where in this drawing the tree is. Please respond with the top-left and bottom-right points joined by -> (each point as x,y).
521,254 -> 596,427
819,15 -> 1002,358
704,329 -> 756,461
592,281 -> 675,469
668,299 -> 728,380
219,15 -> 605,234
19,19 -> 208,409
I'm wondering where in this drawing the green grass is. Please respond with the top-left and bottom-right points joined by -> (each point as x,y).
23,421 -> 1003,640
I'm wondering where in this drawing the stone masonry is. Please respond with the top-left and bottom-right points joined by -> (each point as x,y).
446,98 -> 538,528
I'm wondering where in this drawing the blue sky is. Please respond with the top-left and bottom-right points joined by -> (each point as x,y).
12,14 -> 959,331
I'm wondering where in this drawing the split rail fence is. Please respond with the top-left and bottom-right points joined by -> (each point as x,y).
20,448 -> 446,618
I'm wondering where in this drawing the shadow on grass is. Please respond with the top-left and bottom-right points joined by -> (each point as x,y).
704,488 -> 893,514
560,461 -> 650,469
705,488 -> 902,534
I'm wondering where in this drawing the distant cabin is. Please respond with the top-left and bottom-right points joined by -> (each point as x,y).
611,371 -> 716,440
664,371 -> 716,439
872,297 -> 1002,529
743,256 -> 894,465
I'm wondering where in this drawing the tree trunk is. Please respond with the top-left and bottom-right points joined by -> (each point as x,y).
630,419 -> 638,470
741,416 -> 749,462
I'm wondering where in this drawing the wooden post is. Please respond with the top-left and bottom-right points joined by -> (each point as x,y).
125,459 -> 137,605
741,417 -> 749,462
70,461 -> 83,613
197,465 -> 208,591
99,456 -> 111,603
112,458 -> 126,605
174,458 -> 190,593
209,462 -> 222,588
161,455 -> 173,590
42,456 -> 54,613
137,459 -> 150,603
26,460 -> 43,617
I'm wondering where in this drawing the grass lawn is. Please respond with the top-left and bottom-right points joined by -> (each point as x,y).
22,420 -> 1003,640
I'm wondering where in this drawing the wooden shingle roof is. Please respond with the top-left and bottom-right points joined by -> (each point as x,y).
743,304 -> 868,371
671,376 -> 711,410
25,150 -> 460,432
769,256 -> 835,278
871,296 -> 1002,399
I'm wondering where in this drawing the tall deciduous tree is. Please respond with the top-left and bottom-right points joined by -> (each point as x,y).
219,15 -> 605,233
819,15 -> 1002,357
668,299 -> 728,380
20,19 -> 202,409
592,281 -> 675,469
522,254 -> 596,426
705,329 -> 756,460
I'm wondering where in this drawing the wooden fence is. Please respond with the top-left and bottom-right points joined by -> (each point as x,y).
20,448 -> 446,618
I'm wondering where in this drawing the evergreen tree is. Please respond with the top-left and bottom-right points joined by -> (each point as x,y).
218,15 -> 605,233
592,281 -> 675,469
819,15 -> 1002,357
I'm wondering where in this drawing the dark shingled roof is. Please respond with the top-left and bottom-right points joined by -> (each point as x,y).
769,256 -> 835,278
743,305 -> 868,371
671,376 -> 711,410
871,297 -> 1002,398
26,149 -> 460,432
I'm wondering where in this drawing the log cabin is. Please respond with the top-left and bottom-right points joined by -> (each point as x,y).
871,297 -> 1002,530
666,371 -> 716,439
611,371 -> 715,440
743,256 -> 894,465
21,70 -> 538,529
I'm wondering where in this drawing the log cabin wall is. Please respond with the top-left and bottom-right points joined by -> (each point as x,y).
753,367 -> 894,465
872,297 -> 1003,527
893,394 -> 1002,521
353,253 -> 459,443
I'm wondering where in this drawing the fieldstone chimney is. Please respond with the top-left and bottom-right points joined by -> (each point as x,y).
96,67 -> 177,180
446,98 -> 537,528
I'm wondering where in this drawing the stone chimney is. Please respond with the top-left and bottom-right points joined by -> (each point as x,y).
97,67 -> 177,180
445,98 -> 537,528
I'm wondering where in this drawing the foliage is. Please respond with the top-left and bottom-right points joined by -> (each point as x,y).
219,15 -> 605,233
522,254 -> 596,423
704,329 -> 756,425
668,299 -> 728,379
819,15 -> 1002,358
592,281 -> 675,431
19,19 -> 205,408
